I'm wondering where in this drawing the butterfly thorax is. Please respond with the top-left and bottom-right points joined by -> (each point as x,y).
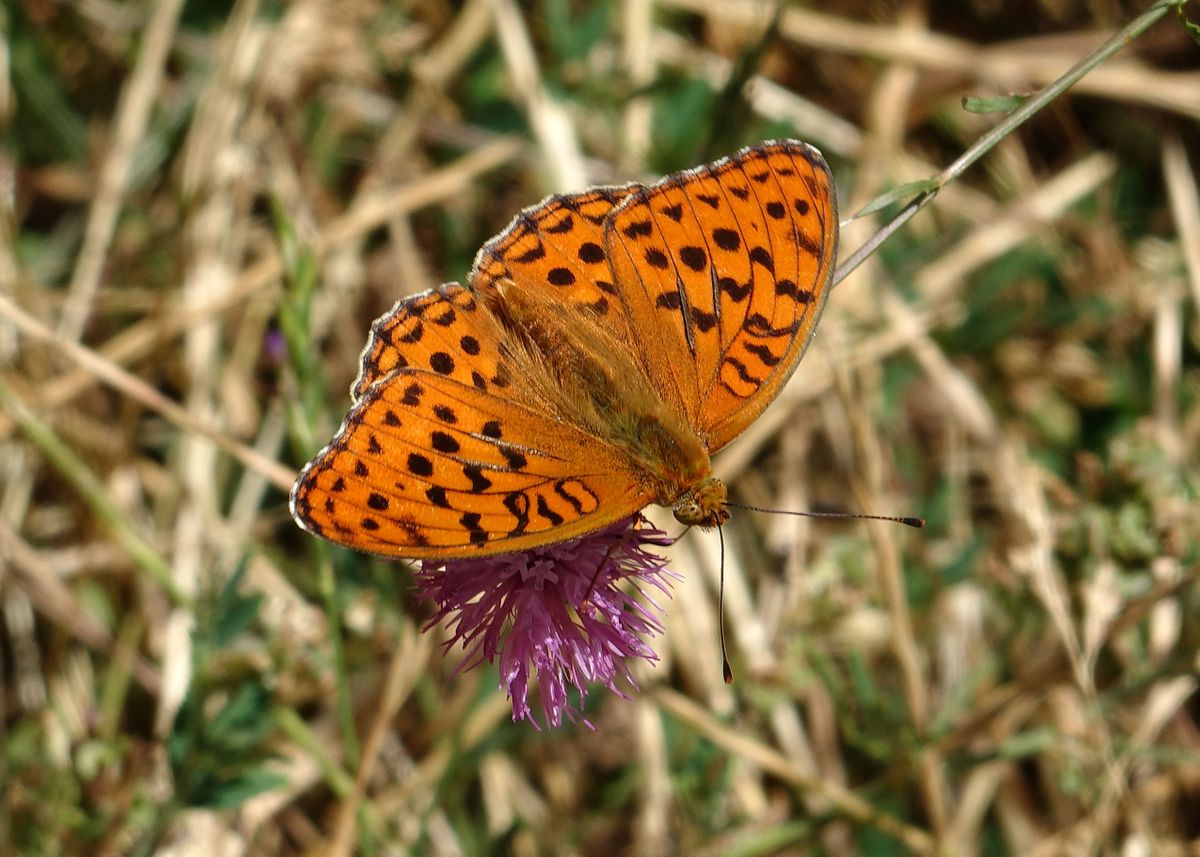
483,279 -> 723,520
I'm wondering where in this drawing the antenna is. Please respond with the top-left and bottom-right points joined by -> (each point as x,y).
727,503 -> 924,529
717,526 -> 733,684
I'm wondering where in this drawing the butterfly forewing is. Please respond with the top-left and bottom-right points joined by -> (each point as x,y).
704,144 -> 837,448
605,141 -> 837,452
292,369 -> 653,558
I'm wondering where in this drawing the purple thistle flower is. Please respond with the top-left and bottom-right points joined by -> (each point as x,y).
415,515 -> 677,729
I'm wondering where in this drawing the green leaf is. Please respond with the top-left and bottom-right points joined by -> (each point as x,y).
208,685 -> 274,746
542,0 -> 611,63
188,769 -> 289,810
169,684 -> 282,809
213,565 -> 262,648
1178,2 -> 1200,45
854,179 -> 940,218
9,17 -> 88,160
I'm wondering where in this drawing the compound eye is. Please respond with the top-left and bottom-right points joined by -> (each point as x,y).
673,500 -> 702,526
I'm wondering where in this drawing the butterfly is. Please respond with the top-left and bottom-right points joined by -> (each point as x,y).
290,140 -> 838,559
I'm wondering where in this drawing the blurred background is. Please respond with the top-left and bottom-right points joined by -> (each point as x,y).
3,0 -> 1199,855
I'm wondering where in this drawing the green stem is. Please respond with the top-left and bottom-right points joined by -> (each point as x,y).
833,0 -> 1186,286
319,547 -> 361,770
276,706 -> 357,796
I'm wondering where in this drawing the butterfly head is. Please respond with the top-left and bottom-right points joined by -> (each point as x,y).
672,476 -> 730,529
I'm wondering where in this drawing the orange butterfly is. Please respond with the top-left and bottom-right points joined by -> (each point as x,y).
291,140 -> 838,558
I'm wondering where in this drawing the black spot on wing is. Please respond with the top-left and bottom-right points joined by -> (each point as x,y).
623,219 -> 652,238
431,431 -> 460,454
461,512 -> 487,545
725,355 -> 758,385
775,280 -> 815,303
430,352 -> 455,374
430,308 -> 455,326
545,214 -> 574,234
745,342 -> 782,367
645,248 -> 670,269
367,492 -> 389,511
679,246 -> 707,271
547,267 -> 576,286
719,277 -> 750,302
745,314 -> 801,337
504,492 -> 530,536
748,246 -> 774,273
514,243 -> 546,264
407,453 -> 433,477
402,383 -> 423,405
554,479 -> 599,514
795,227 -> 824,257
712,228 -> 741,251
552,483 -> 582,514
462,464 -> 491,493
535,494 -> 564,526
579,241 -> 605,263
396,322 -> 424,345
500,447 -> 527,470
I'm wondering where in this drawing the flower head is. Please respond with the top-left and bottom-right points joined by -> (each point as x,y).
415,515 -> 676,728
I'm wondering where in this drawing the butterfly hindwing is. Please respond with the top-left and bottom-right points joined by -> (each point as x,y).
351,283 -> 509,401
473,187 -> 641,346
292,369 -> 653,558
